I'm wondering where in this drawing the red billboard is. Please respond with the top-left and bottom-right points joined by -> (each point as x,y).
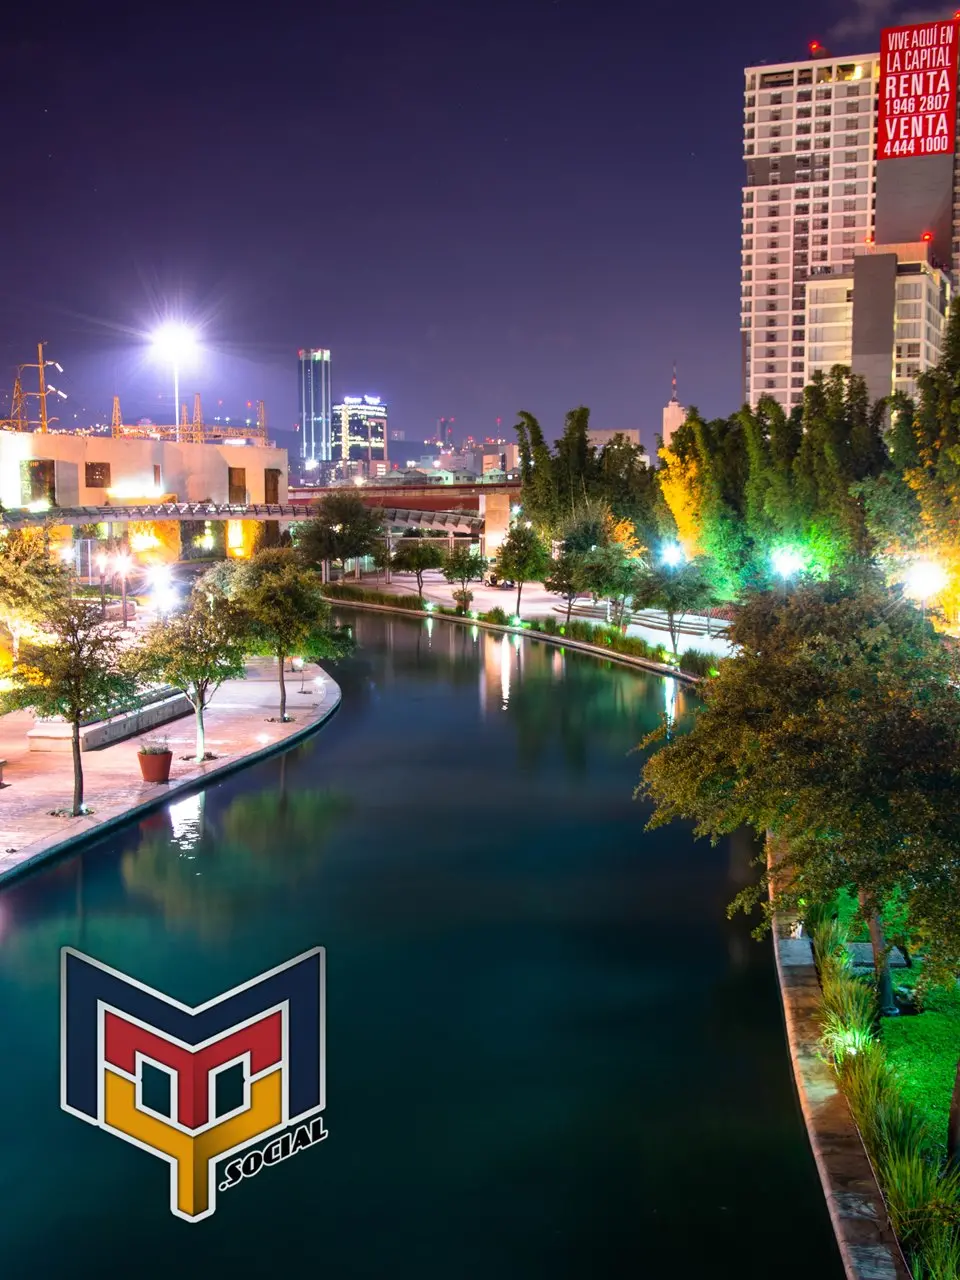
878,19 -> 959,161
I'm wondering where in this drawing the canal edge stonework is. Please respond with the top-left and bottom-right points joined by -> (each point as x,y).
768,847 -> 911,1280
0,669 -> 342,888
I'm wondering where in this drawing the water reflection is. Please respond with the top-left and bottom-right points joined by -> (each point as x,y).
119,783 -> 352,939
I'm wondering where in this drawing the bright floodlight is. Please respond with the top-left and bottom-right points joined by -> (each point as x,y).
150,323 -> 198,362
906,560 -> 947,600
771,547 -> 804,578
661,543 -> 685,567
149,564 -> 172,588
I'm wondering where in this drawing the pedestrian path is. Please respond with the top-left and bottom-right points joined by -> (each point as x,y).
0,658 -> 340,885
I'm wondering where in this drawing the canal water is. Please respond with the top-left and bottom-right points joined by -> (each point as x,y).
0,611 -> 842,1279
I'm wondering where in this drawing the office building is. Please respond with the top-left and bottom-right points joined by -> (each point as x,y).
298,348 -> 332,464
742,19 -> 960,411
332,395 -> 388,470
588,428 -> 642,450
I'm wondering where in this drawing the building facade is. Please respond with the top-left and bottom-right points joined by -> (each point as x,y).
331,396 -> 388,471
0,433 -> 288,510
742,50 -> 879,410
743,22 -> 960,412
298,348 -> 332,463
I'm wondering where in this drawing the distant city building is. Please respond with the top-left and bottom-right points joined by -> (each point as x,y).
332,395 -> 388,470
438,417 -> 455,447
298,348 -> 332,464
662,369 -> 687,450
389,428 -> 406,442
588,428 -> 641,450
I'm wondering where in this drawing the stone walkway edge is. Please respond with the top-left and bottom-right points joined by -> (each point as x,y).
0,674 -> 342,889
324,596 -> 702,684
771,910 -> 911,1280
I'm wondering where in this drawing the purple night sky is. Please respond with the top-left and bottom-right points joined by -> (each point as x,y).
0,0 -> 916,453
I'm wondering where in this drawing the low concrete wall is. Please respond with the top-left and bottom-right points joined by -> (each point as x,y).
27,693 -> 193,753
769,840 -> 910,1280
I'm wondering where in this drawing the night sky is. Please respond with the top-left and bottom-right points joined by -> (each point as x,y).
0,0 -> 923,453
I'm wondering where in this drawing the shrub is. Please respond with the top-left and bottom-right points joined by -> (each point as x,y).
678,648 -> 715,678
837,1040 -> 894,1157
483,606 -> 511,626
813,916 -> 848,976
322,584 -> 425,611
878,1148 -> 958,1250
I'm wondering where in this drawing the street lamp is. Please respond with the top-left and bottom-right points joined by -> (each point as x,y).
771,547 -> 804,579
150,323 -> 198,440
95,552 -> 108,618
905,559 -> 947,622
149,564 -> 178,621
661,543 -> 685,567
113,552 -> 132,628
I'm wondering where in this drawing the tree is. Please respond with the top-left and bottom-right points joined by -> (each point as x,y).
496,522 -> 550,616
296,493 -> 383,574
632,557 -> 714,654
579,544 -> 645,629
441,542 -> 486,613
3,597 -> 135,815
232,559 -> 352,720
544,551 -> 588,625
513,411 -> 557,528
0,527 -> 69,663
640,577 -> 960,1022
137,590 -> 248,761
391,536 -> 445,597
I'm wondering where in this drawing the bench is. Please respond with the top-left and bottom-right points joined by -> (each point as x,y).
0,759 -> 6,785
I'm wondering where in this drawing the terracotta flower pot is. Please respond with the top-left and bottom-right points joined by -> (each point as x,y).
138,751 -> 173,783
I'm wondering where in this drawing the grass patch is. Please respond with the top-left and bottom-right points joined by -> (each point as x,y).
808,912 -> 960,1277
883,980 -> 960,1159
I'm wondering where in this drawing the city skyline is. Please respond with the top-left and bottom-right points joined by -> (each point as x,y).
0,0 -> 934,454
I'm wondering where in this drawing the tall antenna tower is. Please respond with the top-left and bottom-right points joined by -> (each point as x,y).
191,393 -> 204,445
8,374 -> 27,432
256,399 -> 266,444
111,395 -> 123,438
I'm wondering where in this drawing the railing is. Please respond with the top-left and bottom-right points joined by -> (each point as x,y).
35,685 -> 183,728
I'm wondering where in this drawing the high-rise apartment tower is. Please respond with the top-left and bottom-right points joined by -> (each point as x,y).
742,23 -> 960,412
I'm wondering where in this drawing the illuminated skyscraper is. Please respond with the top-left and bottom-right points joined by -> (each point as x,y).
332,395 -> 388,470
298,348 -> 332,464
742,22 -> 960,411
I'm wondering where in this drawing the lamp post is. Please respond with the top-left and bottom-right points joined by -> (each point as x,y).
661,542 -> 685,568
150,324 -> 198,443
905,560 -> 947,624
771,547 -> 804,601
114,552 -> 132,628
95,552 -> 107,618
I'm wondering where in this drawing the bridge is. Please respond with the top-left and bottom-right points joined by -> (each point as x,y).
287,480 -> 520,515
0,501 -> 484,536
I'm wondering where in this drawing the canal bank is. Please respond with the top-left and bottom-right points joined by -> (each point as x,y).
0,658 -> 341,886
0,610 -> 843,1279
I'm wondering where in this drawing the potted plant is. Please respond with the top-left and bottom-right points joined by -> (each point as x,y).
138,737 -> 173,783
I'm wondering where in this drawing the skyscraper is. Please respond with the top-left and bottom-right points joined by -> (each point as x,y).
298,348 -> 332,464
741,23 -> 960,411
332,395 -> 388,471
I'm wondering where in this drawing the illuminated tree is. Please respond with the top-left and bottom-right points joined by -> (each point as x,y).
544,550 -> 589,625
441,542 -> 486,613
232,559 -> 352,720
0,527 -> 69,663
640,576 -> 960,1016
496,522 -> 551,615
632,557 -> 714,654
3,598 -> 135,815
656,443 -> 703,557
296,492 -> 383,572
392,535 -> 445,597
138,591 -> 248,761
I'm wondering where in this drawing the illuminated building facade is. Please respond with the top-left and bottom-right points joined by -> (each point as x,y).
332,396 -> 388,470
742,20 -> 960,410
298,348 -> 332,463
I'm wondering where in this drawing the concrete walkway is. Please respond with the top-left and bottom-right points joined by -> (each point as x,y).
0,658 -> 340,886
